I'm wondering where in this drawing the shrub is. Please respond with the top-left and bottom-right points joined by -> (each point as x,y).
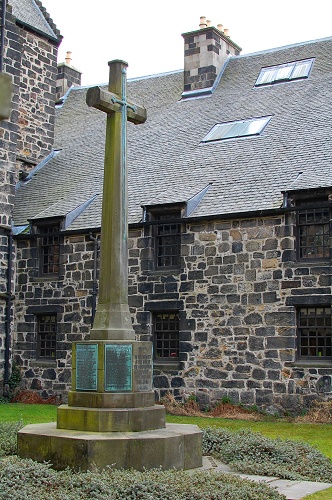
0,457 -> 285,500
0,421 -> 24,457
202,427 -> 332,482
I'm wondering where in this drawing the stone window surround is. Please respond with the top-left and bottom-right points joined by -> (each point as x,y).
296,305 -> 331,359
31,217 -> 64,279
296,205 -> 331,261
142,203 -> 186,273
153,311 -> 180,361
26,305 -> 62,367
145,301 -> 188,370
36,313 -> 57,359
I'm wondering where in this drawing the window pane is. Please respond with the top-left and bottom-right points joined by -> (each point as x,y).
223,121 -> 248,138
256,68 -> 276,85
298,307 -> 332,358
298,207 -> 330,259
203,117 -> 271,143
38,314 -> 56,358
292,60 -> 312,79
242,117 -> 269,136
154,312 -> 179,359
274,64 -> 294,80
203,123 -> 233,142
39,225 -> 60,274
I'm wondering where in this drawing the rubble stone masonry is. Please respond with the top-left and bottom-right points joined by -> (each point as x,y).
13,212 -> 332,413
16,29 -> 58,165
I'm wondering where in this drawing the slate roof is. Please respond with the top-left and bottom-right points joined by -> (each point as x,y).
13,36 -> 332,231
9,0 -> 61,42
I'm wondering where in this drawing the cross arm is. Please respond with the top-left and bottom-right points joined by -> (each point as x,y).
86,86 -> 147,125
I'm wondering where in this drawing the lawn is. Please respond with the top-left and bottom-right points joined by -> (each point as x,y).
1,404 -> 331,499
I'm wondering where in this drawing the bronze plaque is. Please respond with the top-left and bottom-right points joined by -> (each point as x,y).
105,344 -> 132,391
76,343 -> 98,391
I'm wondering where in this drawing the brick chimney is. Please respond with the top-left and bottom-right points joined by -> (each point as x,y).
182,16 -> 242,95
56,51 -> 82,100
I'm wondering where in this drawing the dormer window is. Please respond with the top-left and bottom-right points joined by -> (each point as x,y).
255,59 -> 313,86
202,116 -> 271,143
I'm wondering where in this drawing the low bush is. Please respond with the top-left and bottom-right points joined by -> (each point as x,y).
202,427 -> 332,482
0,421 -> 24,457
0,456 -> 285,500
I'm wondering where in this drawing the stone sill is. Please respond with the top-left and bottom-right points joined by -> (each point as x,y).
30,359 -> 57,368
286,361 -> 332,368
154,361 -> 181,370
143,268 -> 183,276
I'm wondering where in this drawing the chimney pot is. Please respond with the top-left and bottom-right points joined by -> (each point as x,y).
217,23 -> 223,33
65,51 -> 72,65
224,28 -> 230,37
206,19 -> 212,27
199,16 -> 207,29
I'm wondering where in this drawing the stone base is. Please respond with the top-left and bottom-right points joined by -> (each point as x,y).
57,403 -> 166,432
18,422 -> 202,471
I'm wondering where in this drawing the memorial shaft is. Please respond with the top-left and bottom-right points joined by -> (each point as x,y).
87,60 -> 147,341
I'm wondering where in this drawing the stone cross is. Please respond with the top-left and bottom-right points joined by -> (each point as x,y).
86,60 -> 147,341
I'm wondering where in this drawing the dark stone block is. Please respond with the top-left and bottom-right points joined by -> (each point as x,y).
31,378 -> 42,390
179,341 -> 193,352
204,368 -> 228,379
128,295 -> 143,308
232,242 -> 243,253
286,295 -> 332,306
171,377 -> 185,388
153,375 -> 170,388
266,337 -> 295,349
244,313 -> 263,325
256,389 -> 273,405
252,368 -> 266,380
195,331 -> 207,342
248,337 -> 264,351
42,368 -> 56,380
264,312 -> 294,326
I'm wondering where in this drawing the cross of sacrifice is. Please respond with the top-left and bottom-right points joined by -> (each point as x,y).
86,60 -> 147,341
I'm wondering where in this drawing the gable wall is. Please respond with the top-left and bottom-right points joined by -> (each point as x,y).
13,214 -> 332,413
0,3 -> 59,394
16,27 -> 58,168
0,4 -> 21,392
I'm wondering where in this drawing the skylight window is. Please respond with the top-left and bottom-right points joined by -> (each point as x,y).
202,116 -> 271,143
255,59 -> 313,86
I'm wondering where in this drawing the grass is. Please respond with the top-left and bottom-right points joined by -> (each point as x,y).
0,404 -> 331,499
0,403 -> 57,424
167,414 -> 332,460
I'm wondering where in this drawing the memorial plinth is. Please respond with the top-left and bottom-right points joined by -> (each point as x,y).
17,59 -> 202,472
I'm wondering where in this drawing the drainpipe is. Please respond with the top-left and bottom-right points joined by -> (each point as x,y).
89,233 -> 99,325
0,0 -> 7,72
1,226 -> 13,397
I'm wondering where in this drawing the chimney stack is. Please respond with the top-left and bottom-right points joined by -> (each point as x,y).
56,52 -> 82,101
182,16 -> 241,95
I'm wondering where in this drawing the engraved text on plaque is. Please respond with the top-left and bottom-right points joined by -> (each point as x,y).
76,343 -> 98,391
105,344 -> 132,391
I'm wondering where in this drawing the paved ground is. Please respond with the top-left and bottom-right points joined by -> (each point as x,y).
194,456 -> 332,499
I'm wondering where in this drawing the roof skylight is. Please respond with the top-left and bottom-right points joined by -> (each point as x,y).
202,116 -> 271,143
255,59 -> 313,86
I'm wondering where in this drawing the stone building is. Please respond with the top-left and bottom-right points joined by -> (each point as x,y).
0,0 -> 62,393
5,12 -> 332,413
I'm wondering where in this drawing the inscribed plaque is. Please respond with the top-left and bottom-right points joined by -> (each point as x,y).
105,344 -> 132,391
76,343 -> 98,391
133,350 -> 152,391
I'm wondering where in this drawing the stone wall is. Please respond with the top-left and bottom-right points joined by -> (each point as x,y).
16,28 -> 59,167
0,4 -> 20,392
13,213 -> 332,413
